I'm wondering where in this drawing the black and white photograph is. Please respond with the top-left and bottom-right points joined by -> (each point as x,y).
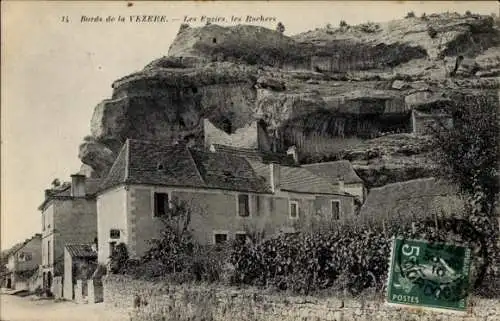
1,1 -> 499,320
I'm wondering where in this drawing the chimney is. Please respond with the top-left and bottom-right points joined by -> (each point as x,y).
70,174 -> 86,197
270,162 -> 280,193
337,175 -> 345,192
286,146 -> 299,164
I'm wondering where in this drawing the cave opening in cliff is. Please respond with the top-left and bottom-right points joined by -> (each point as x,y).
378,113 -> 412,135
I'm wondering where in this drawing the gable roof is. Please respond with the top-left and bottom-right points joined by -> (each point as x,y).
248,160 -> 349,196
1,234 -> 42,260
302,160 -> 364,185
359,177 -> 463,222
99,139 -> 271,194
65,244 -> 97,258
190,150 -> 271,192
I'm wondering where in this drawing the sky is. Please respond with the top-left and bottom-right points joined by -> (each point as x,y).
1,1 -> 498,250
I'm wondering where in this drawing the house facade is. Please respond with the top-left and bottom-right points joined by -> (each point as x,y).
4,234 -> 42,290
96,139 -> 356,264
38,174 -> 99,292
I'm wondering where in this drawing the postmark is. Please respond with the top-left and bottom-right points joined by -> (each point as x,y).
386,237 -> 472,313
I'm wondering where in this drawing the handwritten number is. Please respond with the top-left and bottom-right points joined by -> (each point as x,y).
61,16 -> 69,23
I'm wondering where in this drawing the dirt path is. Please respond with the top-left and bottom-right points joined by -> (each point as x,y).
0,294 -> 130,321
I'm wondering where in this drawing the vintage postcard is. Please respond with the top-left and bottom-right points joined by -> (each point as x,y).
1,1 -> 499,320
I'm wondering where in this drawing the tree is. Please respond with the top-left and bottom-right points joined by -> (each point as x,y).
276,22 -> 285,34
142,198 -> 195,273
430,92 -> 500,294
431,93 -> 499,217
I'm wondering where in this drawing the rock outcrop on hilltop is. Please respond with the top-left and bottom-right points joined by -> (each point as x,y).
79,12 -> 500,182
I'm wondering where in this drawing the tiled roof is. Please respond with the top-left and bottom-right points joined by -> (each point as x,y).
98,139 -> 271,194
211,144 -> 296,165
1,234 -> 42,259
248,160 -> 347,196
190,150 -> 271,193
126,140 -> 204,187
302,160 -> 364,185
65,244 -> 97,258
359,178 -> 463,221
38,178 -> 101,211
48,179 -> 101,197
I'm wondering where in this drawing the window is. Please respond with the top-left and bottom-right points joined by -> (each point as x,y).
154,192 -> 169,217
238,194 -> 250,217
47,240 -> 51,264
332,200 -> 341,220
42,214 -> 45,231
18,252 -> 32,262
289,200 -> 299,219
214,233 -> 228,245
235,233 -> 247,244
110,229 -> 120,239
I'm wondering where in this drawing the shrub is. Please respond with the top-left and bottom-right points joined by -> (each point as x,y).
427,26 -> 438,38
339,20 -> 348,28
109,243 -> 129,274
465,10 -> 472,16
229,215 -> 496,296
276,22 -> 285,34
358,22 -> 380,33
179,23 -> 189,32
405,11 -> 415,18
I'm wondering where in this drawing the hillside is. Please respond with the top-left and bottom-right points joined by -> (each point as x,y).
78,12 -> 500,187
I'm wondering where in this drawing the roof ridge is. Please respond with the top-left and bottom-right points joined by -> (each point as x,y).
124,139 -> 130,181
187,149 -> 207,185
100,140 -> 129,188
302,160 -> 350,166
370,177 -> 438,191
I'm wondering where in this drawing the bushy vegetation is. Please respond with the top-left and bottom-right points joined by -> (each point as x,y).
339,20 -> 348,28
358,22 -> 380,33
429,92 -> 500,294
405,11 -> 416,18
427,26 -> 438,38
111,198 -> 500,297
276,22 -> 285,34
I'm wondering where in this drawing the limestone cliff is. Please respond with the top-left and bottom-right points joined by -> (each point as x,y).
79,12 -> 500,181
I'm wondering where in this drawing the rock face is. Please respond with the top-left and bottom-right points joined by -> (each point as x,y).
78,13 -> 500,181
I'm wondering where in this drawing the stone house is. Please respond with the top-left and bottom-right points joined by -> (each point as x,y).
37,174 -> 99,292
95,139 -> 356,264
3,234 -> 42,290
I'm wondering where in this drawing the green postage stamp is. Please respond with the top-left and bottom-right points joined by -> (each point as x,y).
386,237 -> 472,313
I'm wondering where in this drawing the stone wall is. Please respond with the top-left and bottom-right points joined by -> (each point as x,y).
52,276 -> 63,299
88,278 -> 104,303
103,275 -> 500,321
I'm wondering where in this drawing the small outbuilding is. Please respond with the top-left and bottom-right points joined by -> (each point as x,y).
63,244 -> 97,301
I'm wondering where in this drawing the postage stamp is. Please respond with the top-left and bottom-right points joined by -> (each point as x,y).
386,237 -> 472,313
